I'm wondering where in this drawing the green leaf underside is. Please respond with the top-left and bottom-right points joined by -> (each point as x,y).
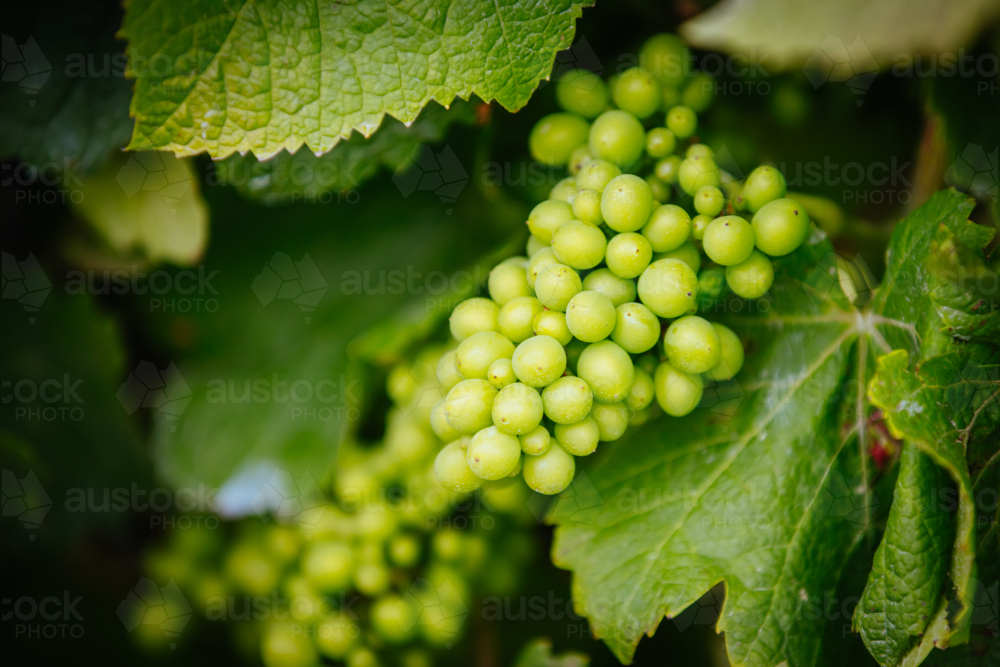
120,0 -> 591,159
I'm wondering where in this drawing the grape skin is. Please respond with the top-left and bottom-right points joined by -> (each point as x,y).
534,263 -> 583,311
601,174 -> 654,233
449,298 -> 499,341
492,383 -> 544,435
518,425 -> 551,456
611,302 -> 660,353
522,442 -> 576,495
551,219 -> 608,270
466,426 -> 522,480
642,204 -> 691,253
577,340 -> 635,403
554,417 -> 601,456
565,290 -> 617,342
751,198 -> 811,257
702,216 -> 755,266
606,232 -> 653,279
529,113 -> 590,166
637,258 -> 698,318
532,309 -> 573,345
511,335 -> 567,387
726,250 -> 774,299
498,296 -> 545,343
663,315 -> 722,374
444,379 -> 497,434
654,361 -> 704,417
556,70 -> 609,119
541,375 -> 594,424
455,331 -> 515,380
706,323 -> 745,381
582,268 -> 637,307
589,110 -> 646,167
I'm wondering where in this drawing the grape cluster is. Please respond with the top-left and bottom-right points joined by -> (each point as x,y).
430,34 -> 813,496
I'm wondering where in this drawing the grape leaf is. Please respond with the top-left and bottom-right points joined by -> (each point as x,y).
120,0 -> 592,159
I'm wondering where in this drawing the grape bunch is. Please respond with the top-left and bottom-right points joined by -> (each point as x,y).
428,34 -> 813,496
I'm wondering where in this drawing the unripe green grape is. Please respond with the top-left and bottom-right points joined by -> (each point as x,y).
431,399 -> 463,441
487,358 -> 517,390
751,198 -> 810,256
654,361 -> 704,417
556,70 -> 610,119
371,595 -> 419,644
743,165 -> 787,213
582,268 -> 637,307
564,339 -> 587,375
646,127 -> 676,158
655,240 -> 702,273
625,368 -> 655,410
522,442 -> 576,495
706,323 -> 744,381
606,232 -> 653,279
347,647 -> 381,667
572,188 -> 603,224
519,424 -> 551,456
436,350 -> 463,393
353,560 -> 391,596
527,247 -> 559,288
549,177 -> 578,203
527,199 -> 574,243
637,258 -> 698,318
304,541 -> 353,593
226,544 -> 280,596
488,262 -> 531,305
444,379 -> 497,433
526,235 -> 548,257
613,67 -> 661,118
388,533 -> 421,568
552,219 -> 607,270
666,105 -> 697,139
639,33 -> 690,87
399,650 -> 432,667
542,375 -> 594,424
554,417 -> 600,456
678,155 -> 720,195
567,144 -> 594,175
262,622 -> 318,667
589,110 -> 645,167
498,296 -> 544,343
694,185 -> 725,216
655,155 -> 682,183
434,440 -> 483,491
316,616 -> 359,660
691,214 -> 712,241
645,175 -> 671,203
565,290 -> 616,342
697,268 -> 726,307
662,84 -> 681,110
702,215 -> 755,266
682,72 -> 715,112
577,340 -> 634,403
592,401 -> 629,441
449,297 -> 499,341
492,382 -> 544,435
502,255 -> 529,267
535,263 -> 582,311
686,143 -> 713,159
601,174 -> 654,232
532,309 -> 573,345
512,335 -> 567,387
455,331 -> 515,380
577,159 -> 622,192
726,250 -> 774,299
664,315 -> 722,374
611,302 -> 660,353
642,204 -> 690,253
432,529 -> 463,561
467,426 -> 522,480
529,113 -> 590,166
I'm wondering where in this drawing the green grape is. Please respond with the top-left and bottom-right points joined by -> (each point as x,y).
444,379 -> 497,433
449,297 -> 499,341
512,335 -> 567,387
303,540 -> 353,593
431,399 -> 463,441
682,72 -> 715,112
564,339 -> 587,374
694,185 -> 725,216
467,426 -> 522,480
702,215 -> 755,266
751,198 -> 811,256
577,340 -> 634,403
556,70 -> 610,118
527,199 -> 574,243
706,323 -> 744,381
522,442 -> 576,495
549,177 -> 578,203
388,533 -> 421,568
662,84 -> 681,110
642,204 -> 691,253
592,401 -> 629,441
654,361 -> 704,417
582,268 -> 637,307
686,143 -> 713,159
664,315 -> 722,374
371,595 -> 419,644
529,112 -> 590,165
554,417 -> 600,456
492,382 -> 544,435
541,375 -> 594,424
261,622 -> 318,667
605,232 -> 653,279
551,219 -> 608,269
532,309 -> 573,345
502,255 -> 529,267
572,188 -> 604,224
526,235 -> 548,257
576,159 -> 622,191
534,263 -> 582,311
611,302 -> 660,353
527,247 -> 559,288
488,262 -> 532,305
645,175 -> 672,203
498,296 -> 545,343
731,185 -> 749,212
601,174 -> 654,232
316,617 -> 359,660
455,331 -> 515,380
743,165 -> 787,213
519,424 -> 551,456
691,214 -> 712,241
613,67 -> 661,118
646,127 -> 676,158
639,33 -> 690,87
568,144 -> 594,175
637,258 -> 698,318
226,543 -> 280,596
625,368 -> 655,410
588,110 -> 645,166
655,240 -> 702,273
353,560 -> 391,596
347,647 -> 381,667
432,529 -> 463,561
565,290 -> 617,342
385,409 -> 437,465
666,105 -> 697,139
655,155 -> 682,183
726,250 -> 774,298
434,440 -> 483,491
697,268 -> 726,307
678,154 -> 720,195
487,358 -> 517,390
